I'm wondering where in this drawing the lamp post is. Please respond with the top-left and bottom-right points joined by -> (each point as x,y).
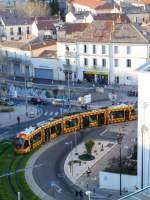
65,141 -> 73,176
85,190 -> 92,200
117,134 -> 122,196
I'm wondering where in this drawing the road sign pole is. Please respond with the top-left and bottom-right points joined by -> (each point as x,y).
17,192 -> 20,200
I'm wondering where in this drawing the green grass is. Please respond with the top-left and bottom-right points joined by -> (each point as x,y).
0,141 -> 40,200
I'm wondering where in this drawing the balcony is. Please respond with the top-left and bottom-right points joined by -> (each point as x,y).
63,63 -> 73,72
65,51 -> 77,57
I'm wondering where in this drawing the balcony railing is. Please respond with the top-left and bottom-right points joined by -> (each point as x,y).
65,51 -> 77,57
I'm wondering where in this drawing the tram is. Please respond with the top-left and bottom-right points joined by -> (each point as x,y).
14,104 -> 137,154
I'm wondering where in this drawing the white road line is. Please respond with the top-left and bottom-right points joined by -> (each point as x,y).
55,112 -> 58,116
44,112 -> 48,116
100,129 -> 108,136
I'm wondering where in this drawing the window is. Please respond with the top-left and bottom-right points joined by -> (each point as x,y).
10,28 -> 13,35
18,27 -> 21,35
93,45 -> 96,54
11,37 -> 14,40
102,59 -> 106,67
114,59 -> 118,67
93,58 -> 97,66
102,45 -> 106,54
66,45 -> 69,51
127,59 -> 131,67
31,132 -> 41,144
114,46 -> 118,54
27,26 -> 30,34
84,58 -> 88,66
115,76 -> 119,84
66,59 -> 70,65
127,46 -> 131,54
126,76 -> 132,80
84,44 -> 87,53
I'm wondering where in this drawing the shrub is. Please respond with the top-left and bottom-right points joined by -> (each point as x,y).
85,140 -> 95,155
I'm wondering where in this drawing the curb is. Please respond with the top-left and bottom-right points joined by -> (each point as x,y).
25,134 -> 69,200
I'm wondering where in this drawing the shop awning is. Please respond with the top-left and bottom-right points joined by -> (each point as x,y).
83,71 -> 108,75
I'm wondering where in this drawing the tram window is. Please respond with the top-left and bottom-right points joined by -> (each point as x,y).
131,109 -> 136,116
32,132 -> 41,143
66,119 -> 77,128
56,124 -> 61,135
24,140 -> 29,148
111,111 -> 124,119
89,115 -> 97,122
45,128 -> 50,135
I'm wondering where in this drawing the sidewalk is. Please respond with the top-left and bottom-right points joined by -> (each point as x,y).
64,140 -> 116,183
0,104 -> 41,128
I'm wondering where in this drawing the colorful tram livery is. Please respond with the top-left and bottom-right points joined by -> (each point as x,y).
14,104 -> 137,154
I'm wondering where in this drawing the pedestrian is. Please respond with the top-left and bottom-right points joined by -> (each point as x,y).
75,190 -> 79,198
17,116 -> 20,125
79,190 -> 83,199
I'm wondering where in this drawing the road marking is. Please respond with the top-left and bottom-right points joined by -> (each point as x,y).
44,112 -> 48,116
55,112 -> 58,116
49,112 -> 53,116
100,129 -> 108,136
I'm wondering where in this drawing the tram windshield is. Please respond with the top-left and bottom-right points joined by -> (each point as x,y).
14,138 -> 29,149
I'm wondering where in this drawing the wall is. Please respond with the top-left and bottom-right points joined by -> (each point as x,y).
99,171 -> 138,192
31,57 -> 59,80
5,24 -> 33,41
137,70 -> 150,188
57,41 -> 148,84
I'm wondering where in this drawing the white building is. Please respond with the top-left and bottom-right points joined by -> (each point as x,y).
57,20 -> 150,85
67,0 -> 121,14
0,10 -> 35,41
137,62 -> 150,188
0,39 -> 59,80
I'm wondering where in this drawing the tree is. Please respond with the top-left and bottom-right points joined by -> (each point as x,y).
49,0 -> 59,15
85,140 -> 95,156
14,0 -> 51,17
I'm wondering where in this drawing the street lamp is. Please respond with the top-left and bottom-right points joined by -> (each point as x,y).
117,134 -> 122,196
65,141 -> 73,176
85,190 -> 92,200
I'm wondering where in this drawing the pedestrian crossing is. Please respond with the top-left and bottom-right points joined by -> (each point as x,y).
44,111 -> 60,117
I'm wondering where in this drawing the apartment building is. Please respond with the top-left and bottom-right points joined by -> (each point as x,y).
57,19 -> 150,85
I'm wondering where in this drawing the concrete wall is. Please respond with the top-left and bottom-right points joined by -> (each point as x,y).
137,71 -> 150,188
99,171 -> 138,192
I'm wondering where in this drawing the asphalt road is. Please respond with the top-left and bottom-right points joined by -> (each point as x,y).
32,126 -> 120,200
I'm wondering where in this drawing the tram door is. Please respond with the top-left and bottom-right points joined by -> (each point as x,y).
125,110 -> 129,121
55,123 -> 62,136
82,116 -> 89,128
44,128 -> 50,142
98,113 -> 105,126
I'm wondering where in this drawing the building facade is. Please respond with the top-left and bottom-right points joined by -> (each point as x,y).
137,62 -> 150,188
57,21 -> 150,85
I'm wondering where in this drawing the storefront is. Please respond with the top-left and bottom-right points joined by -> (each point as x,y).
83,71 -> 108,85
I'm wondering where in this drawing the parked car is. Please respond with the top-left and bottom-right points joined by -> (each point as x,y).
29,98 -> 49,105
52,99 -> 68,107
0,98 -> 15,106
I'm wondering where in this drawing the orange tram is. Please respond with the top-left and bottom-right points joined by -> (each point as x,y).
14,104 -> 137,154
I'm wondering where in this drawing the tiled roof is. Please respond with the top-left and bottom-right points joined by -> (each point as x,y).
94,14 -> 130,23
21,40 -> 56,51
58,21 -> 148,44
132,0 -> 150,5
72,0 -> 119,10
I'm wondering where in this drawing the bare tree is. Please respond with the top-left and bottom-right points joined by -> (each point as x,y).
14,0 -> 51,17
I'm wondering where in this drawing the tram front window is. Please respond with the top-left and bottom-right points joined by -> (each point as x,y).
15,138 -> 29,149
